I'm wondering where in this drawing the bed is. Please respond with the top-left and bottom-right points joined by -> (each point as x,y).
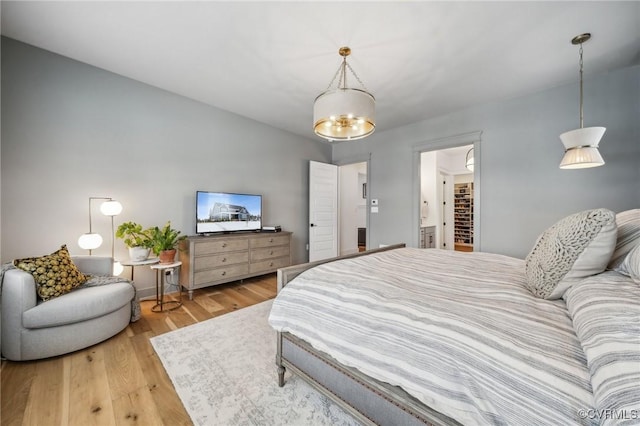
268,209 -> 640,425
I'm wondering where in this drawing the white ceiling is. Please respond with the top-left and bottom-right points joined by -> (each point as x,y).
2,1 -> 639,142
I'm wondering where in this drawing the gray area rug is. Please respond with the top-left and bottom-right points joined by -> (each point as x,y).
150,300 -> 359,425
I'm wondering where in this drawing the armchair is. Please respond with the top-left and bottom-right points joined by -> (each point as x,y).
1,256 -> 135,361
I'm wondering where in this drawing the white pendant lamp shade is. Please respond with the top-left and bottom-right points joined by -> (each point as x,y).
465,148 -> 475,172
313,46 -> 375,142
560,33 -> 605,170
78,232 -> 103,250
559,127 -> 606,169
314,89 -> 375,141
100,200 -> 123,216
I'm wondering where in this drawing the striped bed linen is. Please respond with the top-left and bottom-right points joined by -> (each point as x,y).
268,248 -> 596,425
564,272 -> 640,426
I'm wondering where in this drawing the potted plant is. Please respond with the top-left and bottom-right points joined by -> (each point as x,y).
150,221 -> 186,264
115,221 -> 154,261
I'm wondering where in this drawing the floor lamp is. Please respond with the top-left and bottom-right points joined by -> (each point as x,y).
77,197 -> 124,275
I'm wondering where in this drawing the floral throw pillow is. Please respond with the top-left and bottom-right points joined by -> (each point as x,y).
14,245 -> 88,301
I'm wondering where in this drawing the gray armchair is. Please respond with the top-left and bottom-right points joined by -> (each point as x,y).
1,256 -> 135,361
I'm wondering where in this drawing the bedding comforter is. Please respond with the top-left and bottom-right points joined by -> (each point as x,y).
268,248 -> 597,425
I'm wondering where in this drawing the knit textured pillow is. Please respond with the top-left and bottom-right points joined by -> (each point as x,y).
607,209 -> 640,271
525,208 -> 617,299
14,245 -> 88,301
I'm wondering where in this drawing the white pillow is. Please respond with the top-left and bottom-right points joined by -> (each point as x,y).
608,208 -> 640,271
525,208 -> 617,299
617,244 -> 640,283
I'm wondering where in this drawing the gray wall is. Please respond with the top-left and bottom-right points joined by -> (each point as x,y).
333,65 -> 640,259
1,38 -> 331,295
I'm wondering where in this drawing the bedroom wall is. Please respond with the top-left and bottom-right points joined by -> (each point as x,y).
333,65 -> 640,259
1,37 -> 331,296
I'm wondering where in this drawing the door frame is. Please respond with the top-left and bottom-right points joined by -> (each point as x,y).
334,153 -> 372,253
412,131 -> 482,250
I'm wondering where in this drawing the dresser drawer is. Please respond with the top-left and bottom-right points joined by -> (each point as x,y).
194,264 -> 249,285
251,246 -> 290,262
194,251 -> 249,270
250,234 -> 290,248
194,239 -> 248,255
250,256 -> 291,274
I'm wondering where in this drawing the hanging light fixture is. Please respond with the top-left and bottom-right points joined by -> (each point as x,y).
465,148 -> 475,172
559,33 -> 605,169
313,46 -> 375,141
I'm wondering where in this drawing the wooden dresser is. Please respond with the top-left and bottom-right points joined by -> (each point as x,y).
179,231 -> 292,299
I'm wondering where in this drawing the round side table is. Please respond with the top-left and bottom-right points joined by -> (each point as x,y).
150,261 -> 182,312
120,258 -> 160,281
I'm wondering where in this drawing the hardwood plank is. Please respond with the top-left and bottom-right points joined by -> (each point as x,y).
233,284 -> 269,304
224,286 -> 262,307
192,293 -> 226,314
20,357 -> 65,426
179,298 -> 215,322
102,330 -> 146,399
243,281 -> 276,299
0,361 -> 36,426
160,297 -> 198,330
138,301 -> 174,336
111,387 -> 165,426
130,332 -> 191,425
68,347 -> 116,426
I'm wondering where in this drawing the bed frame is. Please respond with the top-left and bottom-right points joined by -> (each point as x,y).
275,244 -> 460,426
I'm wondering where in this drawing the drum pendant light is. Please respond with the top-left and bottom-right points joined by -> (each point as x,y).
313,47 -> 375,142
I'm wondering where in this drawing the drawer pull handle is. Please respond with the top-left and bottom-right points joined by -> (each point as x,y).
222,243 -> 227,248
222,257 -> 227,262
269,262 -> 274,267
270,251 -> 273,255
269,238 -> 273,243
221,271 -> 226,276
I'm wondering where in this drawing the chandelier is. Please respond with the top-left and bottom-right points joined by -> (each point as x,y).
313,47 -> 375,141
559,33 -> 605,169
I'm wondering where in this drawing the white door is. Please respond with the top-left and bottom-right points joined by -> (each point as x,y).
309,161 -> 338,262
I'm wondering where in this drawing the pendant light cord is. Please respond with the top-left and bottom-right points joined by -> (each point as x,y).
578,43 -> 584,129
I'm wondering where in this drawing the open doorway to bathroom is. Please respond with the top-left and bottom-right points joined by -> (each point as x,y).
420,145 -> 474,251
338,162 -> 368,255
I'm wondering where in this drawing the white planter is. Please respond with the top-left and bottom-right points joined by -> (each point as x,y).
128,246 -> 151,262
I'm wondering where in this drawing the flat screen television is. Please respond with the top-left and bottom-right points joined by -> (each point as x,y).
196,191 -> 262,234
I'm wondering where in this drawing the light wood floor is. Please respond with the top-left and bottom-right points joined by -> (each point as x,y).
1,274 -> 277,426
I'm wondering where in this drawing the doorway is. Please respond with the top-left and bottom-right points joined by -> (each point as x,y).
308,159 -> 370,262
413,131 -> 480,251
338,162 -> 368,255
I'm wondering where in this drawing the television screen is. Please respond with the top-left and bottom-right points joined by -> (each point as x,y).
196,191 -> 262,234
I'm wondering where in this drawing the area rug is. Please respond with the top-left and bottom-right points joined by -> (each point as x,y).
150,300 -> 360,426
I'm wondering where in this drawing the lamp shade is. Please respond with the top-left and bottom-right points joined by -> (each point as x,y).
559,127 -> 606,169
100,200 -> 123,216
313,89 -> 375,141
113,261 -> 124,276
78,233 -> 103,250
465,148 -> 475,172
